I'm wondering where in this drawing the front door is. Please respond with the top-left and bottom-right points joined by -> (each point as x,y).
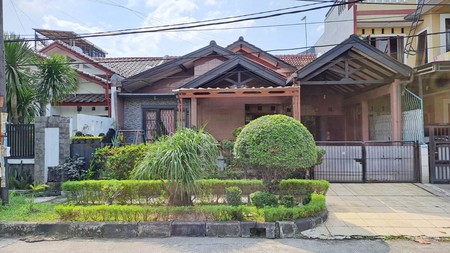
143,108 -> 176,142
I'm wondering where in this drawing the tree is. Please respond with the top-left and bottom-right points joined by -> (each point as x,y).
35,54 -> 77,116
133,128 -> 219,206
4,34 -> 37,123
233,114 -> 319,192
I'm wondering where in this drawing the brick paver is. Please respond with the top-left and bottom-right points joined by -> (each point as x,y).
302,183 -> 450,238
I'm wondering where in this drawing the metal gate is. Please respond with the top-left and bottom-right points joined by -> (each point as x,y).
314,141 -> 419,183
428,126 -> 450,183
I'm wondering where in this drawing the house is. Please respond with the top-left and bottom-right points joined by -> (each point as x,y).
314,0 -> 450,183
115,38 -> 313,141
34,29 -> 172,135
115,35 -> 415,142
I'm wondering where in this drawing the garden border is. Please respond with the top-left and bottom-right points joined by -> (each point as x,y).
0,210 -> 327,239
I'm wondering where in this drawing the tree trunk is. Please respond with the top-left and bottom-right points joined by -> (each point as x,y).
10,92 -> 18,123
169,191 -> 193,206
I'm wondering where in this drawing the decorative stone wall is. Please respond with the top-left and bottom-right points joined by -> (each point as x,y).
34,116 -> 71,183
123,97 -> 177,131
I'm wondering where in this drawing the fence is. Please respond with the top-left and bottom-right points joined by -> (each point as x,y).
6,124 -> 35,159
427,126 -> 450,183
314,141 -> 419,183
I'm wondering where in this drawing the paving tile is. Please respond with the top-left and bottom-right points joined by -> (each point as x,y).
324,219 -> 347,227
427,219 -> 450,228
418,228 -> 450,237
409,219 -> 435,228
357,212 -> 381,219
350,227 -> 375,236
342,219 -> 368,227
394,227 -> 423,236
370,227 -> 400,236
386,219 -> 415,228
363,219 -> 390,227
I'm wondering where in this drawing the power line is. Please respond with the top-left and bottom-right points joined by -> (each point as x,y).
5,0 -> 364,43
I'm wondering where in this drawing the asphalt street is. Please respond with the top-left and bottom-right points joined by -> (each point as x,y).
0,237 -> 449,253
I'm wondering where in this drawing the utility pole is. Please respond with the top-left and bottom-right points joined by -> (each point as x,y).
0,0 -> 8,205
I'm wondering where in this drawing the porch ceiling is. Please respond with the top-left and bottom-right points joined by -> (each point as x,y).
296,35 -> 413,98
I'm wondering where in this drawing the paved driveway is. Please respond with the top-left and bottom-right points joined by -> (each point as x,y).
302,183 -> 450,238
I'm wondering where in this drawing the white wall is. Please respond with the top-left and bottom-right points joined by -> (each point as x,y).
75,114 -> 115,136
315,4 -> 355,55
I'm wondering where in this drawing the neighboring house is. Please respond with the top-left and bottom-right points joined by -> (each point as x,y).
315,0 -> 450,128
115,35 -> 414,143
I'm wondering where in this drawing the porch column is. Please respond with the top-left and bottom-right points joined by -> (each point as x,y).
390,80 -> 401,141
190,98 -> 198,127
361,100 -> 369,141
292,89 -> 301,121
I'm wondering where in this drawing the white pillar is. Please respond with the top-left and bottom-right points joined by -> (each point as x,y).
420,144 -> 430,183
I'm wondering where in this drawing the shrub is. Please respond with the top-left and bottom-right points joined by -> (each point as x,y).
55,154 -> 87,181
225,186 -> 242,206
90,144 -> 149,180
279,179 -> 329,196
233,115 -> 318,191
133,128 -> 219,206
55,193 -> 326,222
250,191 -> 278,208
280,195 -> 296,208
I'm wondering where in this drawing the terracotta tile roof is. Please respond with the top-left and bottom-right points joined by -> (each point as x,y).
276,54 -> 316,70
96,56 -> 176,78
62,94 -> 106,103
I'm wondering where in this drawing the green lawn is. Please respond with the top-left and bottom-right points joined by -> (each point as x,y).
0,193 -> 59,222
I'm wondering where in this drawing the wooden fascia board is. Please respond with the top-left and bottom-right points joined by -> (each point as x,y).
301,80 -> 385,85
178,87 -> 300,99
76,72 -> 108,90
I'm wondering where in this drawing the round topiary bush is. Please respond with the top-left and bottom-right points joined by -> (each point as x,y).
233,114 -> 318,190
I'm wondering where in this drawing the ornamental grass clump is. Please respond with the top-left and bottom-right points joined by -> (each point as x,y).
233,114 -> 319,192
132,128 -> 219,206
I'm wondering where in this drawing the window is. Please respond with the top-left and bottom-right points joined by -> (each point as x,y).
369,36 -> 404,62
143,108 -> 176,142
416,31 -> 428,66
446,18 -> 450,52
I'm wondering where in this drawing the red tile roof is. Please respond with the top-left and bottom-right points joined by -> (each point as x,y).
277,54 -> 317,70
96,56 -> 176,78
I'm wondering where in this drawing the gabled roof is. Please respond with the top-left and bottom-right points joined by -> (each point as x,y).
122,41 -> 234,92
227,36 -> 296,72
278,54 -> 316,70
96,56 -> 175,78
40,41 -> 116,75
61,94 -> 107,104
296,35 -> 414,96
182,55 -> 286,89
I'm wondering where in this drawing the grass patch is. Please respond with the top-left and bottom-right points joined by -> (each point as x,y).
0,193 -> 59,222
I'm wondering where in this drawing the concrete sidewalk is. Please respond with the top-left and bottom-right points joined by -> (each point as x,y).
302,183 -> 450,239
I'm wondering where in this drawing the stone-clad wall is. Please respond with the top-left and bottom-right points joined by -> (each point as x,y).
34,116 -> 70,183
123,97 -> 178,131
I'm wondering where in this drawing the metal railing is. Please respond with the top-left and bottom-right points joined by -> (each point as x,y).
6,124 -> 35,159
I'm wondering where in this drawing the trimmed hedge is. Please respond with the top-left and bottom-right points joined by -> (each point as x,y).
62,179 -> 328,205
279,179 -> 329,196
55,193 -> 326,222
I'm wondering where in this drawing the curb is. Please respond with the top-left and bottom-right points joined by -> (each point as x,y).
0,210 -> 327,239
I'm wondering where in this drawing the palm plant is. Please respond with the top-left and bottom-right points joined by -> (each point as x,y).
35,54 -> 77,116
133,128 -> 219,206
4,34 -> 37,123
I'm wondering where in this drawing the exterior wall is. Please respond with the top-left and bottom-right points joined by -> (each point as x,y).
424,92 -> 450,125
122,97 -> 178,131
34,116 -> 71,183
77,80 -> 105,94
300,87 -> 344,116
315,3 -> 355,55
197,97 -> 291,140
137,69 -> 194,93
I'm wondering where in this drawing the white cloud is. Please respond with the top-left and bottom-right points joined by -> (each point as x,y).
42,16 -> 103,33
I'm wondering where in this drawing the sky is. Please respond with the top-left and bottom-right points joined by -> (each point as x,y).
4,0 -> 330,57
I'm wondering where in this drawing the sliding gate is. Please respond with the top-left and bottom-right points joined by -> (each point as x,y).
314,141 -> 419,183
